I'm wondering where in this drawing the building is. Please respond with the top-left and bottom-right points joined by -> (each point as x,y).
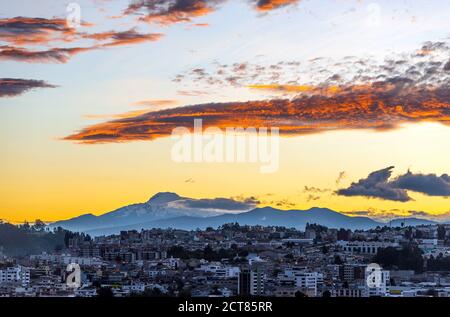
0,266 -> 30,287
332,288 -> 365,297
365,266 -> 390,297
278,268 -> 323,297
340,264 -> 366,282
238,266 -> 265,296
337,241 -> 399,255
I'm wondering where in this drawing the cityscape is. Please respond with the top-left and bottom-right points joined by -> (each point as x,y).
1,218 -> 450,297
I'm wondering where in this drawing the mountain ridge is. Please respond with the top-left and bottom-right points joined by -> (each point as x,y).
50,192 -> 440,236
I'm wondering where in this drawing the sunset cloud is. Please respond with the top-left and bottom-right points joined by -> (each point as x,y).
0,17 -> 77,45
0,45 -> 95,63
83,29 -> 163,47
61,41 -> 450,143
0,29 -> 162,63
0,14 -> 163,64
132,99 -> 179,109
253,0 -> 299,11
0,78 -> 57,97
63,80 -> 450,143
125,0 -> 300,25
125,0 -> 222,25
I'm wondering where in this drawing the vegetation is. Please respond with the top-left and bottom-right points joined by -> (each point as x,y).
373,245 -> 424,273
0,220 -> 86,256
427,254 -> 450,271
168,245 -> 246,262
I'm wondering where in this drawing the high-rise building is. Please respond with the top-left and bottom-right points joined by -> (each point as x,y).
238,266 -> 265,296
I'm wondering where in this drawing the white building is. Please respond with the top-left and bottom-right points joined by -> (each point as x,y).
337,241 -> 399,255
278,268 -> 323,297
198,263 -> 240,278
0,266 -> 30,287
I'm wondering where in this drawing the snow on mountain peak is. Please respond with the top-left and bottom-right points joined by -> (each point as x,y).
147,192 -> 182,204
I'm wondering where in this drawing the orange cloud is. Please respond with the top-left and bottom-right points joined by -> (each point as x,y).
247,84 -> 341,95
0,46 -> 95,63
126,0 -> 219,25
0,29 -> 163,63
132,99 -> 180,109
125,0 -> 300,26
83,29 -> 163,47
254,0 -> 300,11
63,82 -> 450,144
0,17 -> 78,45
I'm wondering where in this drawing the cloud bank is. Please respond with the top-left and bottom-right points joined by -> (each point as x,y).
337,167 -> 450,201
63,80 -> 450,143
172,197 -> 258,211
62,41 -> 450,144
0,16 -> 163,64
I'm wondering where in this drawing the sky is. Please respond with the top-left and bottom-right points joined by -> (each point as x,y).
0,0 -> 449,223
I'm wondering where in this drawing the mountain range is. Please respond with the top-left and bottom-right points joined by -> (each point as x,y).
50,192 -> 438,236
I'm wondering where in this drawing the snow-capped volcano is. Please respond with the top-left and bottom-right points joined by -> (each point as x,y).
50,192 -> 256,233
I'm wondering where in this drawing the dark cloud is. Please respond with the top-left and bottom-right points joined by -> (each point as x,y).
173,197 -> 257,210
335,171 -> 346,186
303,186 -> 330,193
445,59 -> 450,71
337,167 -> 411,202
0,78 -> 56,97
0,45 -> 94,63
338,167 -> 450,202
390,171 -> 450,196
408,210 -> 430,217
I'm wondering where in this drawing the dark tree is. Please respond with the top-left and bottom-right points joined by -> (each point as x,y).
437,225 -> 446,240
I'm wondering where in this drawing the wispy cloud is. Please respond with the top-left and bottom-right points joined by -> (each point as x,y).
0,14 -> 163,64
0,17 -> 79,45
342,208 -> 450,222
124,0 -> 300,25
0,28 -> 162,64
176,41 -> 450,92
83,29 -> 163,47
131,99 -> 179,109
0,45 -> 95,63
0,78 -> 57,97
253,0 -> 300,12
